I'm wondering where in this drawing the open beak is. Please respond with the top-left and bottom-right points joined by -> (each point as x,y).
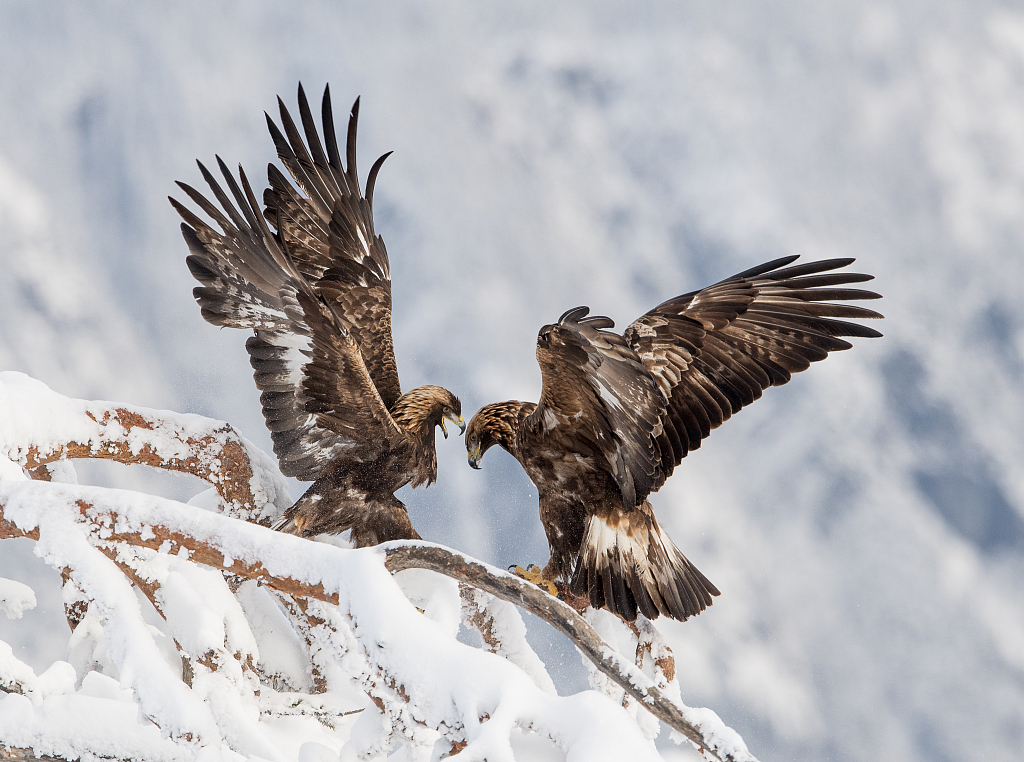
468,441 -> 482,470
441,413 -> 466,440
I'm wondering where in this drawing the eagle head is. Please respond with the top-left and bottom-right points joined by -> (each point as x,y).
465,401 -> 530,469
393,385 -> 465,439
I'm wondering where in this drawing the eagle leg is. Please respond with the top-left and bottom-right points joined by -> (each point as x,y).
509,564 -> 559,597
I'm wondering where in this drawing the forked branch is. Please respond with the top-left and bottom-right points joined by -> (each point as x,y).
0,494 -> 749,762
0,375 -> 755,762
383,544 -> 740,760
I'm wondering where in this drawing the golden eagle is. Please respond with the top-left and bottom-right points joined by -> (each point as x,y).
171,85 -> 463,545
466,257 -> 882,621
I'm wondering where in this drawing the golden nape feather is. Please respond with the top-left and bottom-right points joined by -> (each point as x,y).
467,255 -> 881,621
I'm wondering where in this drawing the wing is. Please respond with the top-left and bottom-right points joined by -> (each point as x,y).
170,158 -> 405,481
528,307 -> 668,509
624,255 -> 883,496
262,84 -> 402,409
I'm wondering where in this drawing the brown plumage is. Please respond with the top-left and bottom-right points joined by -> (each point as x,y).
170,84 -> 463,545
467,256 -> 882,622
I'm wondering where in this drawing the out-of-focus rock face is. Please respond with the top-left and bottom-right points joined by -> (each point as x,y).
1,3 -> 1023,760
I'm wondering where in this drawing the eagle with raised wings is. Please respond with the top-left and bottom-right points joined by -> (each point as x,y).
466,257 -> 882,622
171,85 -> 464,545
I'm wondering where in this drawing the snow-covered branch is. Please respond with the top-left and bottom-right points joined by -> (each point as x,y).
0,372 -> 289,523
1,747 -> 74,762
381,544 -> 753,759
0,481 -> 667,759
0,372 -> 757,762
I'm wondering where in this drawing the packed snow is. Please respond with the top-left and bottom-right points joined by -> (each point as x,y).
0,577 -> 36,620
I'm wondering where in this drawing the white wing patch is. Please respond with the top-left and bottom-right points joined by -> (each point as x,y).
254,325 -> 357,479
273,331 -> 314,391
542,407 -> 559,430
596,378 -> 628,414
356,227 -> 370,260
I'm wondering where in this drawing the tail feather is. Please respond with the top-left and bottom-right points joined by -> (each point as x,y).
571,506 -> 719,622
270,513 -> 300,534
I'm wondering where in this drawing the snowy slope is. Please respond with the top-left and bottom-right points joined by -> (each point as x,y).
1,2 -> 1023,760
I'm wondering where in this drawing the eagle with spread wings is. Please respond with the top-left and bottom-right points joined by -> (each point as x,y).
170,85 -> 464,545
466,257 -> 882,622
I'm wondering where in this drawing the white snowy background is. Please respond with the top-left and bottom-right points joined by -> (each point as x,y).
1,1 -> 1022,760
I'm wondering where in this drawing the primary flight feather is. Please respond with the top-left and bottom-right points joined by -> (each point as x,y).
466,256 -> 882,622
171,84 -> 464,545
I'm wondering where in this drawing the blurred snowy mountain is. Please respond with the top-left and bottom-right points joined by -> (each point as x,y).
2,2 -> 1023,760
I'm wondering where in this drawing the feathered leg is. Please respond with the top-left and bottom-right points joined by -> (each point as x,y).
272,479 -> 420,546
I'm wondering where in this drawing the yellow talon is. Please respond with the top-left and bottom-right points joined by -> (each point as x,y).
512,564 -> 559,596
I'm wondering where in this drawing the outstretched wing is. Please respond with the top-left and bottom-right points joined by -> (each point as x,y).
262,84 -> 402,409
624,255 -> 883,497
528,307 -> 667,509
170,158 -> 404,480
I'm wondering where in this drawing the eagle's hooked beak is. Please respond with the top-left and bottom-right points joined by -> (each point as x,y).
441,413 -> 467,440
468,441 -> 483,470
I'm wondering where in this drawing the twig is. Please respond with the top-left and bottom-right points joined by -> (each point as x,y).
460,585 -> 556,694
274,593 -> 331,694
58,569 -> 88,634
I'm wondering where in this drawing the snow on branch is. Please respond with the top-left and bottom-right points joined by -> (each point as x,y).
0,373 -> 758,762
0,482 -> 662,760
0,371 -> 289,523
381,544 -> 753,759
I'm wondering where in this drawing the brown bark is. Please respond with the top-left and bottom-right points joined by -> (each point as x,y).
274,594 -> 330,695
0,499 -> 737,762
58,569 -> 89,634
381,544 -> 731,760
14,406 -> 269,523
1,748 -> 71,762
